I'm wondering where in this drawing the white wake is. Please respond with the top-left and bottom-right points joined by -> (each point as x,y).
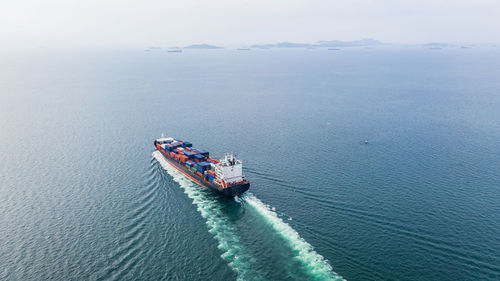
242,193 -> 345,281
153,151 -> 264,281
154,151 -> 344,280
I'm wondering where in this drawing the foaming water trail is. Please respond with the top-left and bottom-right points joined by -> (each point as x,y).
242,193 -> 345,281
153,151 -> 264,281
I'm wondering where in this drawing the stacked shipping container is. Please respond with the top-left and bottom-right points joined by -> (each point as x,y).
157,138 -> 217,183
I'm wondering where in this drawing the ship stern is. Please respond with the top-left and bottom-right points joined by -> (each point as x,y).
222,182 -> 250,197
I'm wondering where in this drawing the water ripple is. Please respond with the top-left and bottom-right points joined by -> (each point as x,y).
242,193 -> 345,281
97,162 -> 161,281
154,151 -> 265,281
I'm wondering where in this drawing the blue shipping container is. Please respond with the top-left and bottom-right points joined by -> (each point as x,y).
183,151 -> 195,158
198,162 -> 211,168
197,149 -> 209,157
196,162 -> 211,173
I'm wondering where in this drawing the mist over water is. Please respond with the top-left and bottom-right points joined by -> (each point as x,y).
1,47 -> 500,280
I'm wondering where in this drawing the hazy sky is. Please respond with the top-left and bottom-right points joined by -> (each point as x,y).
1,0 -> 499,48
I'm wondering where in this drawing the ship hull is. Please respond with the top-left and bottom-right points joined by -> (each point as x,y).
156,146 -> 249,197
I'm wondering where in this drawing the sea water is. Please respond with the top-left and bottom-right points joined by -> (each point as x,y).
1,47 -> 499,280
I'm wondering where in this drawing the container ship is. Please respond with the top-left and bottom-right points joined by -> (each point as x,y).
154,137 -> 250,197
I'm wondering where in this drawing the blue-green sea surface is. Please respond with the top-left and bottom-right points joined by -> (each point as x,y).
1,47 -> 499,280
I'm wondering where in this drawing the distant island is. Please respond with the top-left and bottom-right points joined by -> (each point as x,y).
146,39 -> 483,52
183,44 -> 223,49
251,38 -> 384,49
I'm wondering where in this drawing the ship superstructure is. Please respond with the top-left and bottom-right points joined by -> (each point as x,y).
154,137 -> 250,197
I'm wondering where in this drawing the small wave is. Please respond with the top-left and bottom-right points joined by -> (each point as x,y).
97,228 -> 150,281
306,197 -> 500,275
153,151 -> 264,281
97,163 -> 161,281
242,193 -> 345,281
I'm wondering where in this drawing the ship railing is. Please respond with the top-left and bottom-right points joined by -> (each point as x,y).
226,179 -> 248,187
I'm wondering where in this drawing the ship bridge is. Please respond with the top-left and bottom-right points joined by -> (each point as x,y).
214,153 -> 245,185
